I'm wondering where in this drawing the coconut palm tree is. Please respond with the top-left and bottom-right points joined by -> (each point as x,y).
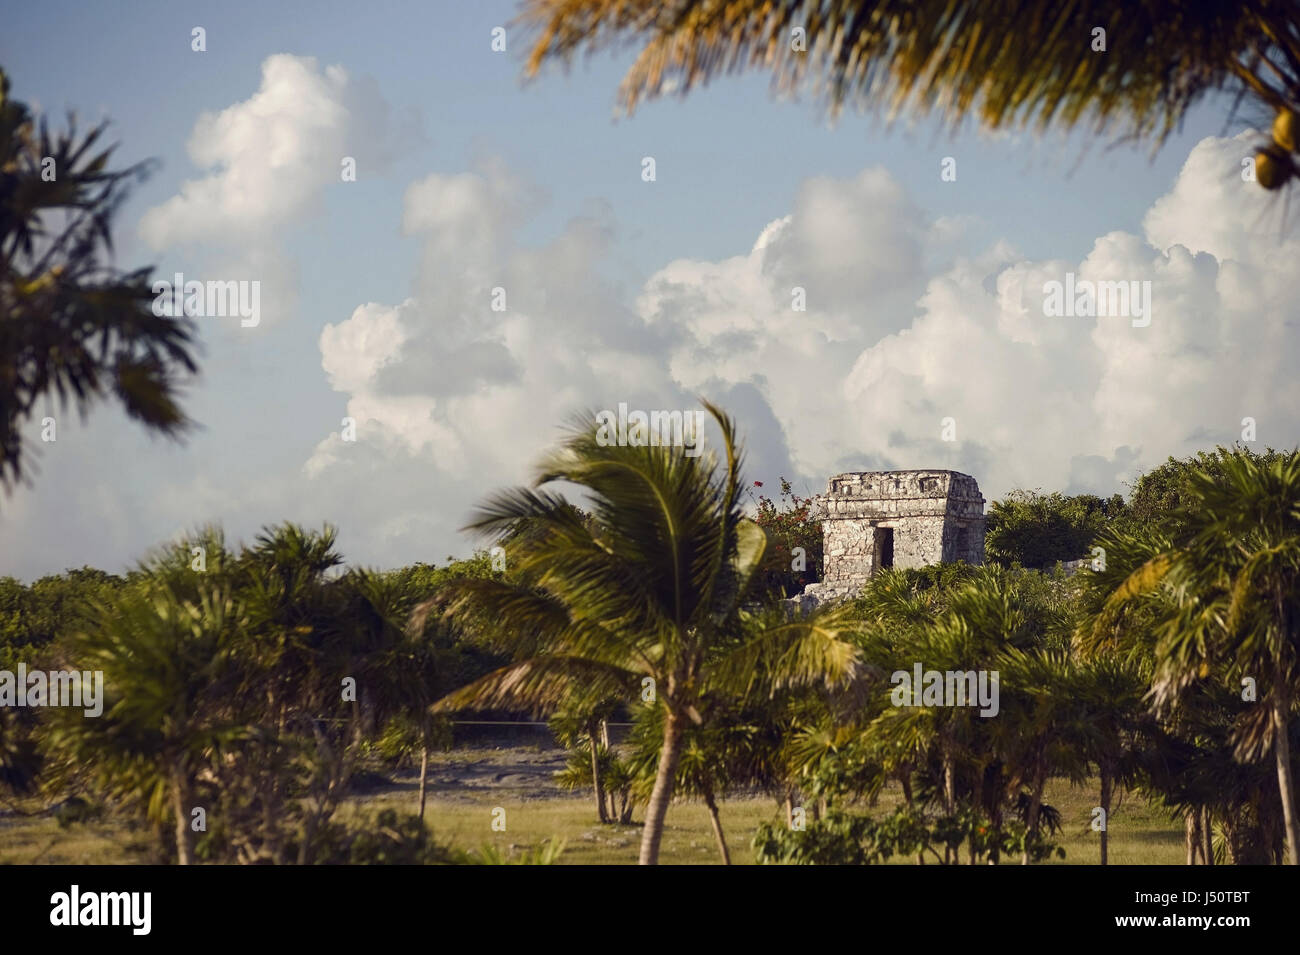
623,694 -> 778,864
428,401 -> 862,864
517,1 -> 1300,188
1099,449 -> 1300,864
1,69 -> 197,494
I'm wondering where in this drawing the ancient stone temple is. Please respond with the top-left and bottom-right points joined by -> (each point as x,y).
797,470 -> 986,606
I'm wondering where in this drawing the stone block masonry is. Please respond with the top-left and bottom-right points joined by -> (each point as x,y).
796,470 -> 986,607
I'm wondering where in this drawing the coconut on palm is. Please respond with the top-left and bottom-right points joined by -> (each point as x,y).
1274,108 -> 1299,154
1256,144 -> 1294,190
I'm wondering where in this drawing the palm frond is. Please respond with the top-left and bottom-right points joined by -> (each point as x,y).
517,0 -> 1296,151
432,655 -> 638,717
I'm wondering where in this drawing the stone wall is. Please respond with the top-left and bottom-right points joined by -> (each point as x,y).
798,469 -> 986,606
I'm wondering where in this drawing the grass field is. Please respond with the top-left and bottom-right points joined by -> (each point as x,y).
0,746 -> 1187,865
351,779 -> 1186,865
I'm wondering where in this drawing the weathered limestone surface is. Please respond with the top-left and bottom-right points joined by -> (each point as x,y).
797,470 -> 986,607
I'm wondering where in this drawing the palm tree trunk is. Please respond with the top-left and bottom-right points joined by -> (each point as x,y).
1202,806 -> 1214,865
943,750 -> 956,815
262,770 -> 284,864
1271,689 -> 1300,864
619,790 -> 634,824
990,806 -> 1003,865
638,710 -> 684,865
943,742 -> 955,864
171,768 -> 195,866
299,814 -> 317,865
703,790 -> 731,865
1186,812 -> 1201,864
1022,764 -> 1046,865
153,820 -> 170,864
418,742 -> 430,823
589,720 -> 609,824
1099,768 -> 1112,866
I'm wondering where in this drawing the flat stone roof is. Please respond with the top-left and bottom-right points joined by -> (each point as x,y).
823,470 -> 984,503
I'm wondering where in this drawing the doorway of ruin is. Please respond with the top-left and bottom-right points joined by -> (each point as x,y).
874,526 -> 895,571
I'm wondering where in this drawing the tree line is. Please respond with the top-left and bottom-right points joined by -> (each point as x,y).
2,406 -> 1297,865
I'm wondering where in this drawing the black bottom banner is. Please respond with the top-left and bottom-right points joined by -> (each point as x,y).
2,863 -> 1282,942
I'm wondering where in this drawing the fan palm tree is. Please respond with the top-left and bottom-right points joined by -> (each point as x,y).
995,646 -> 1098,863
0,707 -> 39,798
1099,449 -> 1300,864
1073,527 -> 1174,865
858,566 -> 1077,863
549,697 -> 623,823
1,68 -> 197,494
44,579 -> 247,864
238,526 -> 430,863
1078,515 -> 1292,865
428,401 -> 862,864
1073,656 -> 1148,865
518,2 -> 1300,180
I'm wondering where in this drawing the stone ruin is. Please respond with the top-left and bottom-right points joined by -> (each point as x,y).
795,469 -> 986,608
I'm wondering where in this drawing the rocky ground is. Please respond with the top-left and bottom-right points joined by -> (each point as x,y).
355,745 -> 575,804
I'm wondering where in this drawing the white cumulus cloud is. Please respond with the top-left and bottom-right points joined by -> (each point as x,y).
303,136 -> 1300,569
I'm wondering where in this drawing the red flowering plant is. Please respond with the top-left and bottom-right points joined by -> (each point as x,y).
749,477 -> 823,598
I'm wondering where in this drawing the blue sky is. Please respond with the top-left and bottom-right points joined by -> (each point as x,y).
2,2 -> 1294,580
7,0 -> 1235,266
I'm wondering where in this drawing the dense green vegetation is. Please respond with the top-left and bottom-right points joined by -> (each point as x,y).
3,419 -> 1297,866
1,528 -> 505,863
